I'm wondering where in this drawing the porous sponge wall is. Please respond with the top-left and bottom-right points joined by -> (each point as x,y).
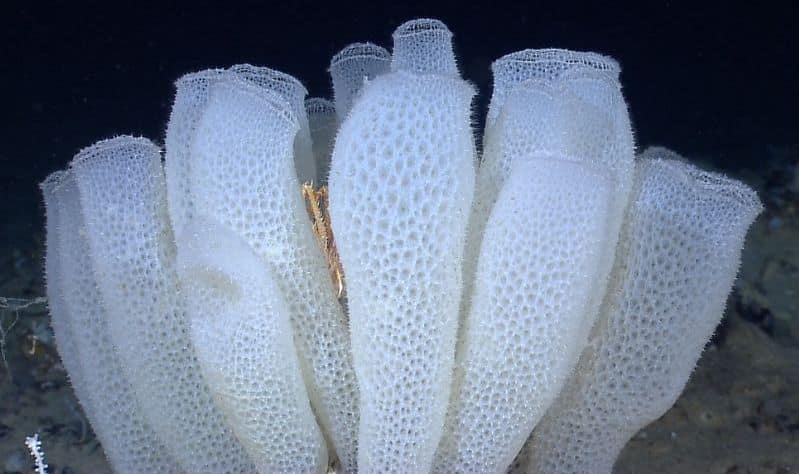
390,19 -> 458,76
526,150 -> 762,474
329,43 -> 391,124
461,52 -> 634,367
41,172 -> 182,474
229,64 -> 317,184
485,49 -> 620,129
433,157 -> 612,473
164,68 -> 225,242
177,218 -> 327,473
329,69 -> 475,472
184,74 -> 359,472
305,97 -> 337,184
70,137 -> 256,473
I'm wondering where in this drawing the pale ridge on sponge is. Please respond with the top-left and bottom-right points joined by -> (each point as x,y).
185,75 -> 359,473
526,149 -> 762,474
69,136 -> 256,473
433,157 -> 613,473
305,97 -> 338,184
329,43 -> 391,124
177,217 -> 327,474
498,80 -> 633,345
40,171 -> 96,445
164,68 -> 226,241
329,67 -> 476,471
41,172 -> 183,474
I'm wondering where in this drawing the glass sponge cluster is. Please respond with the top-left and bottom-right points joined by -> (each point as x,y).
41,18 -> 761,474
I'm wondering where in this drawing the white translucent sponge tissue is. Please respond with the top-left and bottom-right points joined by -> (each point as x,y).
69,136 -> 256,473
41,171 -> 182,474
486,48 -> 621,128
305,97 -> 338,184
229,64 -> 317,184
176,217 -> 327,473
164,68 -> 225,242
329,42 -> 390,123
181,73 -> 359,472
328,19 -> 475,471
433,156 -> 614,473
391,18 -> 459,75
165,65 -> 315,244
525,148 -> 762,474
461,51 -> 634,353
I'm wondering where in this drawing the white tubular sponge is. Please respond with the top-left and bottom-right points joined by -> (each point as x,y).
391,18 -> 459,75
177,217 -> 327,473
187,75 -> 359,472
486,48 -> 620,129
305,97 -> 338,184
477,50 -> 629,223
229,64 -> 316,184
164,69 -> 225,241
69,136 -> 256,473
527,149 -> 762,474
499,81 -> 632,341
40,171 -> 96,443
42,171 -> 183,474
461,55 -> 634,360
328,66 -> 476,470
329,43 -> 390,123
433,156 -> 613,473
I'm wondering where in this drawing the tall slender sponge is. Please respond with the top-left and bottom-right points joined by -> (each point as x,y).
433,156 -> 614,472
184,74 -> 359,472
460,50 -> 634,362
70,136 -> 256,473
527,148 -> 763,474
329,19 -> 476,472
42,171 -> 183,474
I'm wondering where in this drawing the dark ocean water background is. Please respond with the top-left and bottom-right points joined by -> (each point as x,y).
2,1 -> 796,247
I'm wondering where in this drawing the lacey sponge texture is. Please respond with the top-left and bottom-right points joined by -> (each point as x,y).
41,17 -> 760,474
